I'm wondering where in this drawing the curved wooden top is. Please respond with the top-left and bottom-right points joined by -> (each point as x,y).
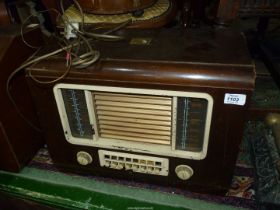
78,0 -> 157,14
27,28 -> 255,90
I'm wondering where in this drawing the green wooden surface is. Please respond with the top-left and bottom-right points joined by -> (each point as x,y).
0,167 -> 245,210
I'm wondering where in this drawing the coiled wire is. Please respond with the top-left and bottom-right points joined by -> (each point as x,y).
7,0 -> 131,131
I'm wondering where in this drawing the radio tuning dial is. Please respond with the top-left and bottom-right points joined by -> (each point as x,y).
175,165 -> 193,180
77,151 -> 93,166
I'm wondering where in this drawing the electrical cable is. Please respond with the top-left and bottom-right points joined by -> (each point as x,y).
20,8 -> 62,49
7,0 -> 131,131
28,49 -> 72,84
6,49 -> 42,132
6,40 -> 76,131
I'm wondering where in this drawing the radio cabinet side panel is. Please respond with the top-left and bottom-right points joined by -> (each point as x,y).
0,26 -> 44,172
204,88 -> 253,189
0,122 -> 20,171
167,87 -> 253,192
26,82 -> 75,165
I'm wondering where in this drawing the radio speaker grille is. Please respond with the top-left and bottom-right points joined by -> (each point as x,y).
93,92 -> 172,145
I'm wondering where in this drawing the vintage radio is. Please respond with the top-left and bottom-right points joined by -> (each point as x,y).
27,29 -> 255,194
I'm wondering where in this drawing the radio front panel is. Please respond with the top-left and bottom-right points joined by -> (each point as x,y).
54,84 -> 213,160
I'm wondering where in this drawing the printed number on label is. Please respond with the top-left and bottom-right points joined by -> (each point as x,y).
224,94 -> 246,106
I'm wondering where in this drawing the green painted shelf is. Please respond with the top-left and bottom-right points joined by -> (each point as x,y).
0,167 -> 243,210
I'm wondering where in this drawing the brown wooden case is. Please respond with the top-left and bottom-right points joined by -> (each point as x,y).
78,0 -> 157,14
0,25 -> 44,172
26,28 -> 255,194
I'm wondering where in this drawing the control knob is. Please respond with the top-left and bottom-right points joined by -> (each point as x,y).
175,165 -> 193,180
77,151 -> 93,166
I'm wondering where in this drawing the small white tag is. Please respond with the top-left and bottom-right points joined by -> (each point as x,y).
64,22 -> 79,39
224,94 -> 246,106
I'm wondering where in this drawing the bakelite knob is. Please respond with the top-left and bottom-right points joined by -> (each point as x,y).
116,163 -> 124,170
154,168 -> 160,174
140,166 -> 146,172
132,165 -> 139,171
77,151 -> 93,166
125,164 -> 132,170
175,165 -> 193,180
147,167 -> 153,173
110,162 -> 118,168
104,161 -> 110,167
